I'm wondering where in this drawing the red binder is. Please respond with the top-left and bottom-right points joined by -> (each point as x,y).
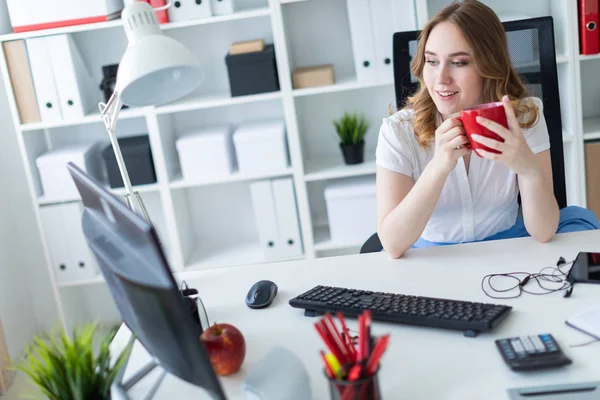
579,0 -> 600,54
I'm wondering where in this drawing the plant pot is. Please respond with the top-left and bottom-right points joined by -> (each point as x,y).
340,141 -> 365,165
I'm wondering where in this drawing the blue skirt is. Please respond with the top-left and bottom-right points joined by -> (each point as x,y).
412,206 -> 600,248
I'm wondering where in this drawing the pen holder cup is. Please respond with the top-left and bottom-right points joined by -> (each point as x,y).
326,369 -> 382,400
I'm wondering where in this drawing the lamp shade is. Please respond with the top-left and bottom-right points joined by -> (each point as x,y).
116,2 -> 203,107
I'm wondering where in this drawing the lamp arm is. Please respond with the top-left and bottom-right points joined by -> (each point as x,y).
99,92 -> 139,214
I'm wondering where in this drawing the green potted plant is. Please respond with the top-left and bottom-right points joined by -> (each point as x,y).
16,322 -> 133,400
333,111 -> 370,165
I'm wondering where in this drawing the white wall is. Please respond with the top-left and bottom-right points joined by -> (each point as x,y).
0,65 -> 60,356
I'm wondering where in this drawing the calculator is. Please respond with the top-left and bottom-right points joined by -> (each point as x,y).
495,334 -> 572,371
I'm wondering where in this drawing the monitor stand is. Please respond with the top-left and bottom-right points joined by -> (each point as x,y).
111,353 -> 166,400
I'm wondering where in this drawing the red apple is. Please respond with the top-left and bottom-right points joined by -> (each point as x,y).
200,323 -> 246,376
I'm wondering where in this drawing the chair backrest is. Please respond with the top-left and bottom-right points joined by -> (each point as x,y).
360,16 -> 566,254
392,16 -> 567,208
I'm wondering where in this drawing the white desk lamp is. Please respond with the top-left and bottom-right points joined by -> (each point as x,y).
100,1 -> 203,218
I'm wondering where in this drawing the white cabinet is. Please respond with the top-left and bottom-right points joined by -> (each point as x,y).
0,0 -> 590,330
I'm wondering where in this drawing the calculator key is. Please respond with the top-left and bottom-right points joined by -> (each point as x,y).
540,334 -> 553,343
511,339 -> 526,355
522,336 -> 536,353
530,335 -> 546,352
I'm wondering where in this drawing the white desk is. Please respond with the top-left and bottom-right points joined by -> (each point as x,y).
110,231 -> 600,400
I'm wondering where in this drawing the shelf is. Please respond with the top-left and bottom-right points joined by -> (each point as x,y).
583,133 -> 600,141
0,19 -> 124,42
280,0 -> 311,3
0,8 -> 271,42
56,275 -> 105,288
38,182 -> 161,206
154,91 -> 282,115
160,8 -> 270,30
170,168 -> 293,189
556,54 -> 569,64
292,77 -> 393,97
313,225 -> 363,252
580,53 -> 600,62
20,91 -> 282,131
185,240 -> 265,270
583,118 -> 600,140
583,117 -> 600,137
304,155 -> 376,182
186,240 -> 305,270
20,106 -> 148,132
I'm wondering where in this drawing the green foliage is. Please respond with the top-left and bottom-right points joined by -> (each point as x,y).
333,111 -> 370,145
16,322 -> 133,400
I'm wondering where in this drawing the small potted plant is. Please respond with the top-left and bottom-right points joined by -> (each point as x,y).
333,111 -> 370,165
16,322 -> 133,400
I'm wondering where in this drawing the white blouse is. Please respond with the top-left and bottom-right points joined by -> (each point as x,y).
375,97 -> 550,244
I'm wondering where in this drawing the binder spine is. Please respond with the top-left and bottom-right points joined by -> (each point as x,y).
579,0 -> 600,55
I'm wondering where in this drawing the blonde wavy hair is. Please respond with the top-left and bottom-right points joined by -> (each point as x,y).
402,0 -> 538,148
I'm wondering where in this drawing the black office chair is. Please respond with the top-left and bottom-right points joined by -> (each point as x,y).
360,16 -> 567,254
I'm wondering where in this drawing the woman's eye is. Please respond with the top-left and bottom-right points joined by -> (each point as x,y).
452,61 -> 467,66
426,59 -> 438,66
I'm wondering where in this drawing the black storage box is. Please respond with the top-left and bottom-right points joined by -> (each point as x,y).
225,44 -> 280,97
102,135 -> 157,188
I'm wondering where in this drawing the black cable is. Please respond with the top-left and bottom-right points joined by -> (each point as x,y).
569,338 -> 600,348
481,257 -> 574,299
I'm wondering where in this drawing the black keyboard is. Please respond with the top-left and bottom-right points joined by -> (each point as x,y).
289,285 -> 512,337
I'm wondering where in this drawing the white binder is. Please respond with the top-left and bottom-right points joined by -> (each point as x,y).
250,180 -> 280,260
346,0 -> 377,83
167,0 -> 212,22
39,202 -> 99,283
211,0 -> 234,16
370,0 -> 417,83
25,37 -> 62,122
47,34 -> 97,120
272,178 -> 303,258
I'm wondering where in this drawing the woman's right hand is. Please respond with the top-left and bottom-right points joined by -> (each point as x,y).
431,118 -> 470,175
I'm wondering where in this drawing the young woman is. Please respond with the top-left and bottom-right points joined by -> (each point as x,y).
375,0 -> 599,258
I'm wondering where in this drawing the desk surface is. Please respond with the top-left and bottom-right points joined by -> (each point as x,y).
111,231 -> 600,400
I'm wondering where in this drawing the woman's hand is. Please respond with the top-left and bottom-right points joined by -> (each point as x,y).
431,118 -> 471,175
471,95 -> 539,177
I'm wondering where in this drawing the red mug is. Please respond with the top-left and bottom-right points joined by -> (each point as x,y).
456,102 -> 508,156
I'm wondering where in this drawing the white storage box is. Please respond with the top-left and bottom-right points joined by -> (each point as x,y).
233,120 -> 289,174
176,126 -> 234,181
36,142 -> 102,200
325,176 -> 377,245
6,0 -> 123,33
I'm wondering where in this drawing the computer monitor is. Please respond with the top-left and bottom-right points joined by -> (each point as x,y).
67,162 -> 227,400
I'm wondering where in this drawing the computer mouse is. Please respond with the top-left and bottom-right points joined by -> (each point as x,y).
246,280 -> 278,309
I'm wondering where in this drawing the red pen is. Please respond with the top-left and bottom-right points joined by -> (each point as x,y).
357,313 -> 365,361
315,321 -> 346,366
336,312 -> 357,361
366,334 -> 390,376
363,310 -> 372,360
323,314 -> 353,364
322,315 -> 352,365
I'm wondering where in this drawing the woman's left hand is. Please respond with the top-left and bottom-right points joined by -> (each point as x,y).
471,95 -> 539,177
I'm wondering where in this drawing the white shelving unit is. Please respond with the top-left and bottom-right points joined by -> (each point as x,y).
0,0 -> 592,329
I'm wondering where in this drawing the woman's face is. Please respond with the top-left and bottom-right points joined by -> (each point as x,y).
423,21 -> 484,119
